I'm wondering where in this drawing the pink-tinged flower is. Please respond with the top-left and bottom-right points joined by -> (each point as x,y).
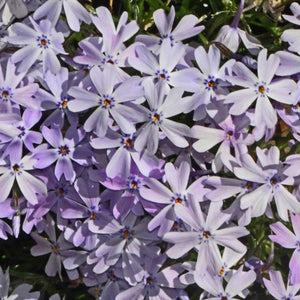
263,270 -> 300,299
225,48 -> 297,129
68,66 -> 145,137
0,58 -> 39,112
163,197 -> 248,275
8,17 -> 67,73
136,6 -> 204,53
0,148 -> 47,204
215,0 -> 262,55
134,81 -> 191,154
281,2 -> 300,55
34,126 -> 91,182
30,215 -> 73,280
33,0 -> 91,32
140,160 -> 207,237
269,213 -> 300,284
233,146 -> 300,221
195,265 -> 256,299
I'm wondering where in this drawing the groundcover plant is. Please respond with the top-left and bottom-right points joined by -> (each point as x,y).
0,0 -> 300,299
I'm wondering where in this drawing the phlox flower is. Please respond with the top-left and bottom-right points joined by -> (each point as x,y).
0,58 -> 39,112
34,126 -> 91,182
37,67 -> 78,128
139,160 -> 207,237
233,146 -> 300,221
281,2 -> 300,55
30,215 -> 73,280
263,270 -> 300,299
134,80 -> 191,154
33,0 -> 91,32
0,0 -> 28,25
225,48 -> 297,130
215,0 -> 262,55
136,5 -> 204,53
195,265 -> 256,300
116,252 -> 187,300
170,45 -> 233,120
0,148 -> 47,204
68,66 -> 145,137
0,108 -> 42,155
90,129 -> 161,179
269,213 -> 300,284
8,17 -> 67,73
163,197 -> 248,275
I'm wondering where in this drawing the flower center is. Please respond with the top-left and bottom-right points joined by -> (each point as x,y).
124,230 -> 130,238
208,80 -> 215,88
226,130 -> 233,138
99,95 -> 114,109
203,231 -> 211,239
17,126 -> 26,138
56,188 -> 64,195
174,197 -> 183,204
0,87 -> 13,102
37,34 -> 51,49
258,85 -> 265,94
154,69 -> 170,83
90,212 -> 97,220
94,290 -> 101,295
13,164 -> 20,173
219,266 -> 225,276
58,145 -> 70,156
121,135 -> 135,150
2,90 -> 8,98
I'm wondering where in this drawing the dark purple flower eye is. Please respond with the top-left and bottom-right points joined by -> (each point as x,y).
58,145 -> 70,156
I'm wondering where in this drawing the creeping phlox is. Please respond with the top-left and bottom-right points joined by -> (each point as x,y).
0,0 -> 300,299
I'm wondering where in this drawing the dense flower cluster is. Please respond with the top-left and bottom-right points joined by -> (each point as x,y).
0,0 -> 300,299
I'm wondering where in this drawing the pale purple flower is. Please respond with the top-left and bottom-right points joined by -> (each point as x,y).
139,160 -> 207,237
8,17 -> 67,73
233,146 -> 300,221
0,58 -> 39,112
134,80 -> 191,154
33,0 -> 91,32
215,0 -> 262,55
136,6 -> 204,53
163,197 -> 248,275
195,265 -> 256,299
263,270 -> 300,299
225,48 -> 298,129
30,215 -> 73,280
68,66 -> 145,137
269,213 -> 300,284
34,126 -> 91,182
0,148 -> 47,204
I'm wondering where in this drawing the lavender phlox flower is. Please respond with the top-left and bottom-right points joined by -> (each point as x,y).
68,65 -> 145,137
0,266 -> 40,299
0,108 -> 42,155
170,45 -> 233,120
281,2 -> 300,55
134,80 -> 191,154
34,125 -> 91,182
0,147 -> 47,204
192,115 -> 254,172
88,213 -> 158,285
30,215 -> 73,280
0,58 -> 39,112
0,0 -> 28,25
136,6 -> 204,53
139,160 -> 208,237
8,17 -> 67,73
33,0 -> 91,32
215,0 -> 262,55
116,252 -> 187,300
37,67 -> 78,128
90,129 -> 162,179
263,270 -> 300,299
163,196 -> 248,276
269,213 -> 300,284
233,146 -> 300,221
128,41 -> 185,93
226,48 -> 298,130
83,264 -> 130,300
195,265 -> 256,300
